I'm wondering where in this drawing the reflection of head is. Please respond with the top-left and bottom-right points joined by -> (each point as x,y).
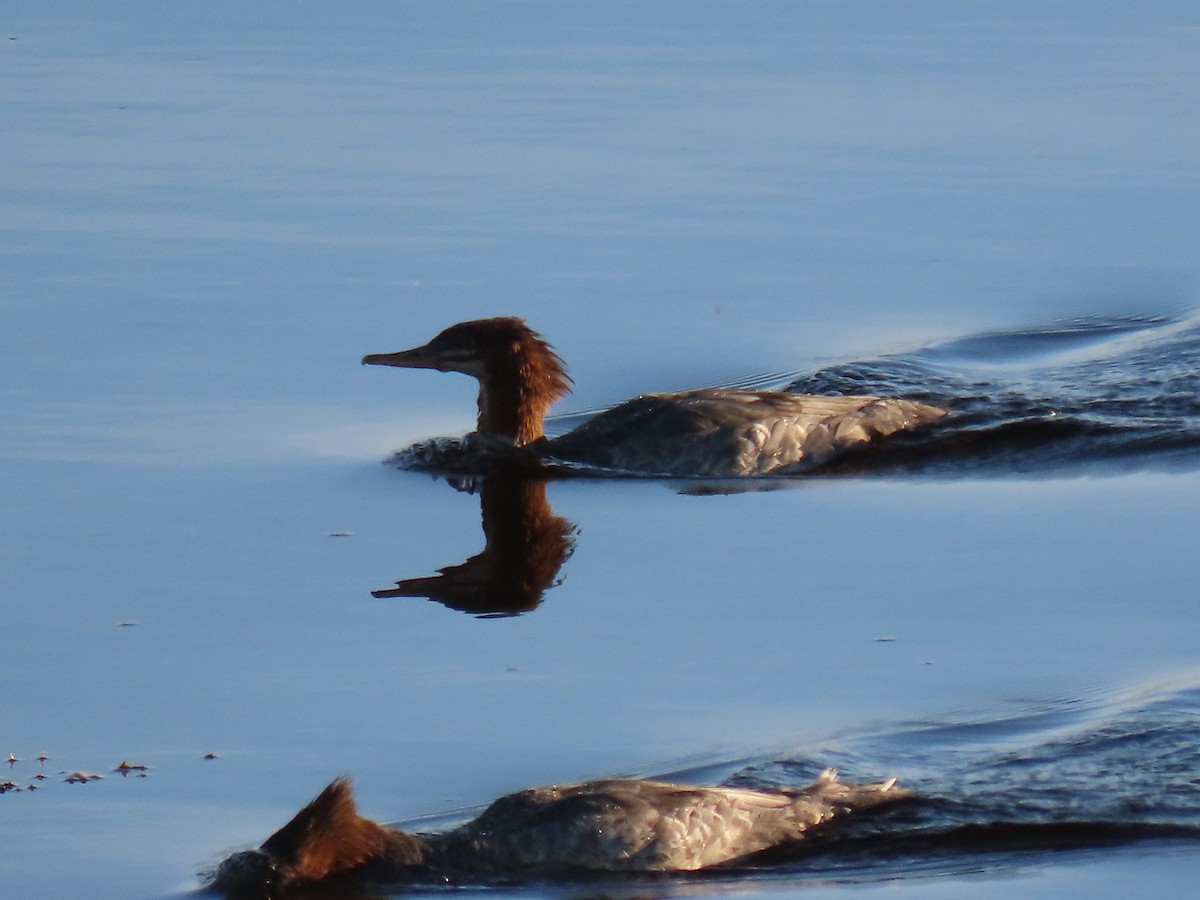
372,472 -> 575,617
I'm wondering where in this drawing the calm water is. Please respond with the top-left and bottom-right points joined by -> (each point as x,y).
3,4 -> 1200,898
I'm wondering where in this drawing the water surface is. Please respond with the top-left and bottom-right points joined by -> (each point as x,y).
3,4 -> 1200,898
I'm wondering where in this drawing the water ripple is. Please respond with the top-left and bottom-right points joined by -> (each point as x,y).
794,311 -> 1200,476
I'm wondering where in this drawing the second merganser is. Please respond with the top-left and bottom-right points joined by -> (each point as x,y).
363,317 -> 947,477
212,770 -> 905,895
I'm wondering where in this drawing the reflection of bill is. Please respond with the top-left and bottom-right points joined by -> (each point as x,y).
371,473 -> 575,618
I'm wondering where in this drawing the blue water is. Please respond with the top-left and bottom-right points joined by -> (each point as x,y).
3,3 -> 1200,898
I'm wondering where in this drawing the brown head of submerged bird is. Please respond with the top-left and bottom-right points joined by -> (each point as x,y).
212,771 -> 906,896
363,317 -> 947,477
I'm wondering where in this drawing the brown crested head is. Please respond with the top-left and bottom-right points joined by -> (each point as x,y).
364,317 -> 572,445
213,777 -> 423,896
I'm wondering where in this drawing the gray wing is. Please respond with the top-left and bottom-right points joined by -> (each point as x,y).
630,773 -> 903,869
434,774 -> 903,873
551,390 -> 946,476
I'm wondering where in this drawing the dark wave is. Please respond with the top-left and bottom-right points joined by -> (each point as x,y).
794,312 -> 1200,476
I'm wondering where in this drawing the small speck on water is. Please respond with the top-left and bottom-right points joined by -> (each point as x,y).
329,530 -> 353,538
874,636 -> 896,643
118,622 -> 137,627
203,752 -> 219,760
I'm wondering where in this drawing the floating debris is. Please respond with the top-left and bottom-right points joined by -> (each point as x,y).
64,771 -> 103,784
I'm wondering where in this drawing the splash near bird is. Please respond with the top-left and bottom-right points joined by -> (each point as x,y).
363,317 -> 947,477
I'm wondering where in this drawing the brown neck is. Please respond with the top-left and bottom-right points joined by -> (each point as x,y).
475,337 -> 571,446
378,829 -> 433,870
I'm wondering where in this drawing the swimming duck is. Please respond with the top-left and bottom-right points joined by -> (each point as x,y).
363,317 -> 947,476
212,771 -> 905,895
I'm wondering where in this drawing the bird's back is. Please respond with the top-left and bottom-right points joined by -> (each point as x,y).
429,773 -> 903,874
547,389 -> 947,476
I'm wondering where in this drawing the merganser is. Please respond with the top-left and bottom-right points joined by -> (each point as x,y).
363,318 -> 947,477
212,771 -> 905,895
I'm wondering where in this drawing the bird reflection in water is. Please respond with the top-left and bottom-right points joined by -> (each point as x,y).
371,470 -> 576,617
